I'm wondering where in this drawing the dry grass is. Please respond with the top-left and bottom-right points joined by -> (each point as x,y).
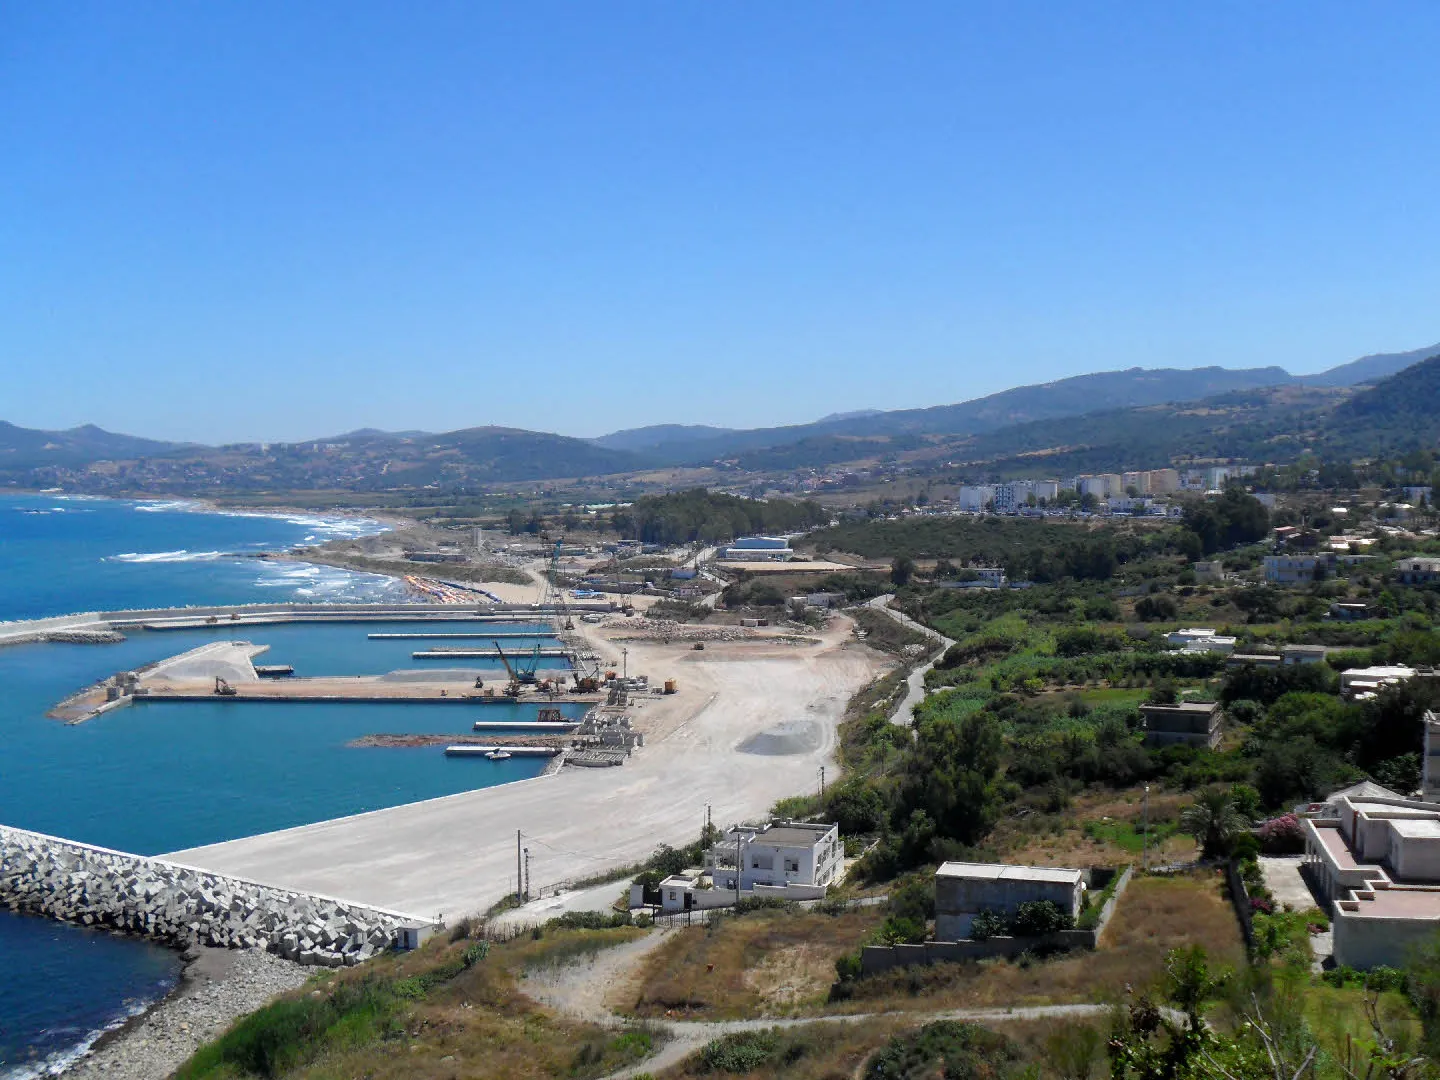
627,908 -> 885,1019
200,926 -> 659,1080
992,789 -> 1199,866
832,871 -> 1245,1015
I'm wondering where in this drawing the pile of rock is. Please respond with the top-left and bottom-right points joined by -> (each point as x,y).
0,825 -> 420,967
44,629 -> 127,644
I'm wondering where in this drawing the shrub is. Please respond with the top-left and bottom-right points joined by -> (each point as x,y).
969,909 -> 1006,941
834,952 -> 863,983
1256,814 -> 1305,854
865,1020 -> 1021,1080
1009,899 -> 1075,936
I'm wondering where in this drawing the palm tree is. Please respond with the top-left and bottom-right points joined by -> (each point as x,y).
1180,788 -> 1248,859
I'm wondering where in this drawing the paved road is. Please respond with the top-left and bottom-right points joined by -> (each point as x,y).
865,595 -> 955,726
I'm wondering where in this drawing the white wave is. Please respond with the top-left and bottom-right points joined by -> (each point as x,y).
131,500 -> 200,513
0,987 -> 169,1080
105,550 -> 224,564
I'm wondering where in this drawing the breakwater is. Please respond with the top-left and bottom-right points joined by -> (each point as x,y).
0,825 -> 431,968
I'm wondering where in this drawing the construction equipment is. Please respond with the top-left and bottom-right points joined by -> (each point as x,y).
491,640 -> 538,690
570,654 -> 603,693
213,677 -> 237,696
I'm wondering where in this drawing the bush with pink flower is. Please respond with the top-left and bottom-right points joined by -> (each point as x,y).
1256,814 -> 1304,854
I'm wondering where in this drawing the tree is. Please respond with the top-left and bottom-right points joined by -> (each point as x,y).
1180,788 -> 1248,858
891,556 -> 915,587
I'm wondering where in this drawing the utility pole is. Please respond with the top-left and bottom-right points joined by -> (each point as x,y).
622,646 -> 629,683
516,829 -> 524,902
1142,784 -> 1150,871
818,766 -> 825,801
735,832 -> 742,907
524,847 -> 531,900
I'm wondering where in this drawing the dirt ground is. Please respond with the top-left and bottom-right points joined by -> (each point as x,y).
166,610 -> 891,920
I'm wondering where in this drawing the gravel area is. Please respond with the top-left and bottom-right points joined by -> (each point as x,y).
64,948 -> 310,1079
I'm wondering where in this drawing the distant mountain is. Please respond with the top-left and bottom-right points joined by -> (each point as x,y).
1321,353 -> 1440,454
624,365 -> 1298,469
1299,343 -> 1440,387
591,424 -> 738,453
0,421 -> 184,470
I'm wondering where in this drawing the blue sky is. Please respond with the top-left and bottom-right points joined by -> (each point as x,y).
3,3 -> 1440,443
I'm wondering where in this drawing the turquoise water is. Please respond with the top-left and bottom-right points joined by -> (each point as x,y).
0,493 -> 566,1075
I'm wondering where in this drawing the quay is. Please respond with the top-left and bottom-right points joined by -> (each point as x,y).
470,720 -> 580,732
368,631 -> 557,640
0,601 -> 618,648
443,745 -> 560,757
412,647 -> 572,659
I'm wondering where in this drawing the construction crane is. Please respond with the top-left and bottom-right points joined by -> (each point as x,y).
540,534 -> 574,629
491,639 -> 538,690
570,654 -> 602,693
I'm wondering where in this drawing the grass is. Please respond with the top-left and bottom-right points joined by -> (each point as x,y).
990,789 -> 1198,867
831,871 -> 1245,1015
175,925 -> 656,1080
626,907 -> 886,1019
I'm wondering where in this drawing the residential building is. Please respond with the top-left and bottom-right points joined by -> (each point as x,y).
1281,644 -> 1328,665
957,485 -> 996,512
1165,628 -> 1221,647
1139,701 -> 1222,749
1302,786 -> 1440,969
1147,469 -> 1181,494
1227,653 -> 1283,670
1032,479 -> 1061,502
934,862 -> 1085,941
1329,601 -> 1375,621
1340,666 -> 1418,699
1425,713 -> 1440,805
1404,486 -> 1433,507
651,820 -> 843,914
1192,561 -> 1229,584
974,567 -> 1007,588
1264,553 -> 1331,584
1122,471 -> 1150,495
1395,557 -> 1440,585
706,820 -> 842,893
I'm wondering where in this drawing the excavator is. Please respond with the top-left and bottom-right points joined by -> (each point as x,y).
213,676 -> 238,696
569,655 -> 602,694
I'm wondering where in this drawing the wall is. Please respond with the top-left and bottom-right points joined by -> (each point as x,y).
868,867 -> 1131,976
934,874 -> 1082,941
0,824 -> 428,967
1333,909 -> 1440,970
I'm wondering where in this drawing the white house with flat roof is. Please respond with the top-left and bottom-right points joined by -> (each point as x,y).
934,862 -> 1084,941
647,820 -> 843,914
1302,785 -> 1440,969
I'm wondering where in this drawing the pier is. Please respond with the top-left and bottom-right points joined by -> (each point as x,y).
470,720 -> 580,732
368,631 -> 557,640
412,647 -> 573,659
443,745 -> 560,757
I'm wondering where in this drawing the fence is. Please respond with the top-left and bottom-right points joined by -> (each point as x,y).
1225,858 -> 1256,948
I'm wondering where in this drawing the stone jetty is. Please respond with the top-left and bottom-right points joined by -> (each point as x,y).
0,824 -> 431,967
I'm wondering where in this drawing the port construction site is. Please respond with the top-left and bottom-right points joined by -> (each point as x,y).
8,596 -> 889,938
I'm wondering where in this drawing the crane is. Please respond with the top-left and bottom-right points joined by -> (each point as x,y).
491,639 -> 539,690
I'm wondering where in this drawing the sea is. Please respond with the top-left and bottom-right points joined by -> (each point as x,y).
0,492 -> 568,1076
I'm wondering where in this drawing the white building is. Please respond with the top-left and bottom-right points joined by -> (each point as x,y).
1280,644 -> 1328,665
650,820 -> 843,914
1340,666 -> 1417,699
934,862 -> 1085,941
1303,785 -> 1440,969
1122,471 -> 1150,495
1395,557 -> 1440,585
956,485 -> 996,512
1165,628 -> 1221,647
719,536 -> 793,562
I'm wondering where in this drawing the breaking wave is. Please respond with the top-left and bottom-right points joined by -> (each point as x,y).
105,550 -> 224,564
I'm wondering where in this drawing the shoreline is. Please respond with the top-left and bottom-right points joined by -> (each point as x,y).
58,946 -> 311,1079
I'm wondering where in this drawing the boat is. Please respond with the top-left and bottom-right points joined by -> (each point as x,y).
485,750 -> 513,761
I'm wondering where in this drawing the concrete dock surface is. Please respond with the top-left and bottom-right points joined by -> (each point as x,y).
166,623 -> 884,920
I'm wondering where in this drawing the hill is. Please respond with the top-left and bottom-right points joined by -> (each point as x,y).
1320,352 -> 1440,455
617,365 -> 1298,467
1,423 -> 643,494
1299,342 -> 1440,387
590,424 -> 737,452
0,421 -> 185,470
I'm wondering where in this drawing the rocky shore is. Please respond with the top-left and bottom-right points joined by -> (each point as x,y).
63,947 -> 310,1079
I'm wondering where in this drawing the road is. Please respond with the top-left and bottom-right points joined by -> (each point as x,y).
519,929 -> 1177,1080
865,595 -> 955,726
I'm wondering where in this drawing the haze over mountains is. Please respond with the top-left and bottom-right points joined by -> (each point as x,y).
2,342 -> 1436,492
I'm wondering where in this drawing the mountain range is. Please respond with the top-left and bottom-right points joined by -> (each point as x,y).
2,341 -> 1436,493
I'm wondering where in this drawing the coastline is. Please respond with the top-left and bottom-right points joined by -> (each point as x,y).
58,947 -> 310,1079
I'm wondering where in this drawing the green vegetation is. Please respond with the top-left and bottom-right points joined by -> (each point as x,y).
863,1020 -> 1022,1080
610,488 -> 828,545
